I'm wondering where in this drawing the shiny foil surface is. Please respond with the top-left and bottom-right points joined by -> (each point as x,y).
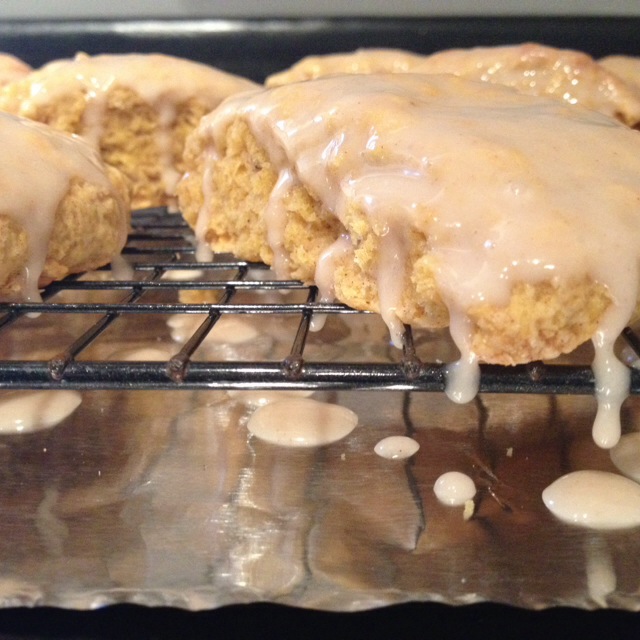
1,273 -> 640,612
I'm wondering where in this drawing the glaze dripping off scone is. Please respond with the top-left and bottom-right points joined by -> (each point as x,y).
178,73 -> 640,447
266,43 -> 640,127
0,112 -> 130,301
0,53 -> 259,209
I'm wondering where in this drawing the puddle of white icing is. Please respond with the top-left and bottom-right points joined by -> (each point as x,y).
374,435 -> 420,460
161,269 -> 205,281
609,432 -> 640,482
246,397 -> 358,447
167,314 -> 258,345
227,389 -> 314,407
0,390 -> 82,434
542,470 -> 640,530
433,471 -> 477,506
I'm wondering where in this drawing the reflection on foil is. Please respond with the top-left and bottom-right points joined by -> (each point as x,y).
585,537 -> 616,607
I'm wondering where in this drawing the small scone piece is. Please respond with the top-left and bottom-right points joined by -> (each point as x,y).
0,52 -> 31,87
266,43 -> 640,127
0,53 -> 258,209
0,112 -> 130,301
179,73 -> 640,448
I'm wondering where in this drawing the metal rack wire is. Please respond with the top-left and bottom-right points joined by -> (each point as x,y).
0,207 -> 639,394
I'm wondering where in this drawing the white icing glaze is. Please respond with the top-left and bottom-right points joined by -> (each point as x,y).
246,397 -> 358,447
542,470 -> 640,530
376,222 -> 408,348
195,73 -> 640,446
108,346 -> 172,361
310,234 -> 352,332
444,354 -> 481,405
314,234 -> 353,303
14,53 -> 258,201
434,471 -> 477,506
374,435 -> 420,460
0,390 -> 82,434
591,337 -> 631,448
267,45 -> 640,125
609,432 -> 640,482
161,268 -> 204,281
0,112 -> 128,301
308,313 -> 327,333
167,314 -> 259,345
264,169 -> 295,277
155,101 -> 181,197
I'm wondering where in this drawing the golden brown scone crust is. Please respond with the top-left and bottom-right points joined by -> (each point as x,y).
0,54 -> 258,209
178,118 -> 613,366
180,119 -> 343,281
0,216 -> 29,297
42,169 -> 130,284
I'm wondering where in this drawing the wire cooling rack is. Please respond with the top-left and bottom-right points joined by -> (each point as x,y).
0,207 -> 639,394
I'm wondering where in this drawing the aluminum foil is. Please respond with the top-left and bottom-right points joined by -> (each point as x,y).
1,286 -> 640,612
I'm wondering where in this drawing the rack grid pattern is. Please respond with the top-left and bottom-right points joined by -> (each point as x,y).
1,208 -> 638,394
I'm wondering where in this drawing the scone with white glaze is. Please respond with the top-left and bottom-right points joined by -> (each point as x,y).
600,55 -> 640,92
178,73 -> 640,448
0,112 -> 130,301
267,43 -> 640,127
0,52 -> 31,87
0,53 -> 258,209
178,73 -> 640,362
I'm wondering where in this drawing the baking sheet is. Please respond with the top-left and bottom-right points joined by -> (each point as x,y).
1,270 -> 640,612
0,17 -> 639,613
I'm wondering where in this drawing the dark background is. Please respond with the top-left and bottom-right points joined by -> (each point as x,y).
1,16 -> 639,81
0,601 -> 639,639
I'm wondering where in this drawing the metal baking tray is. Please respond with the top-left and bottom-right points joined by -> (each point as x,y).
1,18 -> 640,618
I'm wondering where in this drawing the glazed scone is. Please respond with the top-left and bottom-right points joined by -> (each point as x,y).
178,73 -> 640,361
600,55 -> 640,91
0,53 -> 259,209
178,73 -> 640,448
0,53 -> 31,87
266,44 -> 640,127
0,112 -> 130,301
